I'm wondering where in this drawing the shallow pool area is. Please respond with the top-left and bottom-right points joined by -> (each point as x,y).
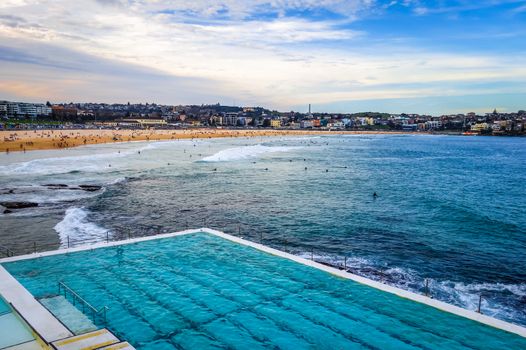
2,230 -> 526,350
0,296 -> 36,349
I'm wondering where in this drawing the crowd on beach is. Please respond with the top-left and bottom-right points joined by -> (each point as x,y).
1,128 -> 382,153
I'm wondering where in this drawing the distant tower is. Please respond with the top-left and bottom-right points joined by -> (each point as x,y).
308,104 -> 311,114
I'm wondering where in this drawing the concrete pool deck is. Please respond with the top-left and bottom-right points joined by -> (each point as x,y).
1,227 -> 525,344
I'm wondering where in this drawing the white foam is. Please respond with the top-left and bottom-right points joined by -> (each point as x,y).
431,280 -> 526,322
0,185 -> 104,205
0,151 -> 131,176
0,141 -> 177,176
298,251 -> 526,325
107,177 -> 126,185
200,144 -> 300,162
54,207 -> 110,248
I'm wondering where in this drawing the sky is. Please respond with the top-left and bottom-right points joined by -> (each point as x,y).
0,0 -> 525,115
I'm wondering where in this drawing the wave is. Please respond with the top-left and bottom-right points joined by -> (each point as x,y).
0,185 -> 104,205
54,207 -> 111,248
0,139 -> 202,177
0,152 -> 130,176
429,280 -> 526,324
200,144 -> 300,162
299,251 -> 526,325
0,141 -> 176,176
107,177 -> 127,185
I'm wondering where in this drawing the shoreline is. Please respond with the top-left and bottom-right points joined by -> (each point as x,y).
0,129 -> 416,153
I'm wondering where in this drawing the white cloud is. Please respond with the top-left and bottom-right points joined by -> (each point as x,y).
0,0 -> 525,110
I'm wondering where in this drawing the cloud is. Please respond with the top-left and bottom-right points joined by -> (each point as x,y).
0,0 -> 524,113
0,38 -> 226,104
400,0 -> 526,16
512,3 -> 526,13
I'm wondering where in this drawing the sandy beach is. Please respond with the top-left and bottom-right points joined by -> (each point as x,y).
0,129 -> 409,153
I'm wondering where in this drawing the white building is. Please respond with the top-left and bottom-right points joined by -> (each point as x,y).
7,103 -> 19,116
0,102 -> 7,116
425,120 -> 442,129
223,112 -> 239,126
36,104 -> 52,116
18,103 -> 38,118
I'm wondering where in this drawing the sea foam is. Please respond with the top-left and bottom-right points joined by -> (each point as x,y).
54,207 -> 110,248
0,141 -> 172,176
300,251 -> 526,325
200,144 -> 299,162
0,185 -> 104,204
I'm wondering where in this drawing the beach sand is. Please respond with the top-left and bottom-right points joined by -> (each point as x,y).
0,129 -> 407,153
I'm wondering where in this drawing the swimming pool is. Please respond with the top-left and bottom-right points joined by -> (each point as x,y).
2,231 -> 526,350
0,296 -> 36,349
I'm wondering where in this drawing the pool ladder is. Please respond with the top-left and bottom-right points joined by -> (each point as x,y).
58,281 -> 109,324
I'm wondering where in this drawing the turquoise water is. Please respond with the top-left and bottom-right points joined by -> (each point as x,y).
3,232 -> 526,349
1,135 -> 525,325
0,297 -> 9,315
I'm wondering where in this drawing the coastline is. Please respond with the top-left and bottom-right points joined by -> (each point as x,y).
0,129 -> 412,153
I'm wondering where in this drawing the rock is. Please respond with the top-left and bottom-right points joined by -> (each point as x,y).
43,184 -> 69,188
78,185 -> 102,192
0,201 -> 39,209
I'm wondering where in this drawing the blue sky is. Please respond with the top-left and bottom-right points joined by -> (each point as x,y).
0,0 -> 525,115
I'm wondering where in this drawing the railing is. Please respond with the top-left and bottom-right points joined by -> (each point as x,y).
58,281 -> 109,324
0,244 -> 15,258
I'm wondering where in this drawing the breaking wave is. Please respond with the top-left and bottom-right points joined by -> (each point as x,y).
0,141 -> 178,176
0,185 -> 103,204
54,207 -> 111,248
0,152 -> 128,176
299,252 -> 526,325
200,144 -> 300,162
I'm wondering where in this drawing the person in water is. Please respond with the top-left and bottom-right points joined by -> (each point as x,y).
373,192 -> 378,198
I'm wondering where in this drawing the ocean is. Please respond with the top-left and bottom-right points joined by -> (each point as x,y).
0,134 -> 525,326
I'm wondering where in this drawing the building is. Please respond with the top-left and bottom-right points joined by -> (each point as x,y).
0,102 -> 6,117
52,105 -> 78,120
329,121 -> 344,129
470,123 -> 489,132
36,104 -> 52,117
425,120 -> 442,130
119,119 -> 167,128
270,119 -> 281,128
18,103 -> 37,118
7,103 -> 19,117
223,112 -> 239,126
402,124 -> 418,131
300,120 -> 313,128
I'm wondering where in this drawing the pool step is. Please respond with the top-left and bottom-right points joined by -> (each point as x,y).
40,296 -> 98,335
97,342 -> 135,350
51,329 -> 120,350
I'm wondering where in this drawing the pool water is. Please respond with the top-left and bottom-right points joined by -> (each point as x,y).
3,232 -> 526,350
0,297 -> 35,349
